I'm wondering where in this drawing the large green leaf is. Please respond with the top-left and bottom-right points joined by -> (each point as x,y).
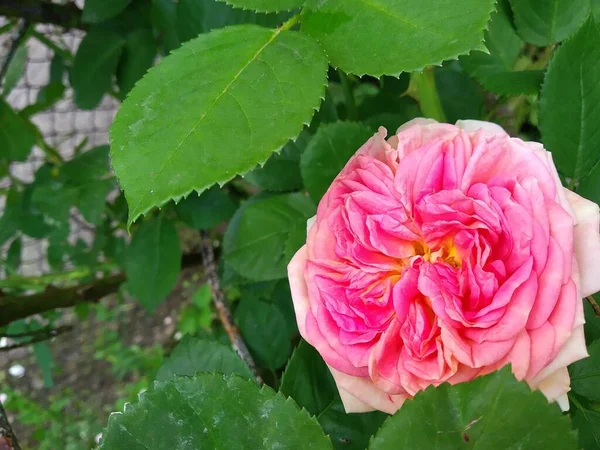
510,0 -> 590,46
215,0 -> 304,12
117,29 -> 158,97
125,215 -> 182,311
223,193 -> 315,281
82,0 -> 133,23
369,367 -> 577,449
0,99 -> 36,162
435,66 -> 484,123
71,28 -> 125,109
571,400 -> 600,450
569,339 -> 600,402
155,335 -> 253,381
2,43 -> 27,96
110,24 -> 327,227
236,299 -> 291,369
301,122 -> 373,202
245,130 -> 310,192
460,2 -> 543,96
301,0 -> 495,76
100,373 -> 332,449
539,18 -> 600,182
175,186 -> 238,229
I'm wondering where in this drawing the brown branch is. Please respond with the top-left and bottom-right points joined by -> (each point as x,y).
0,19 -> 29,83
587,295 -> 600,317
0,401 -> 21,450
0,0 -> 85,30
0,252 -> 205,328
199,230 -> 264,384
0,325 -> 72,351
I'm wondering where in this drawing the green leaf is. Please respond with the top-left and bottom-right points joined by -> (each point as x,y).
301,122 -> 373,202
110,24 -> 327,227
302,0 -> 496,76
571,400 -> 600,450
33,342 -> 54,388
99,373 -> 332,449
369,367 -> 578,450
435,66 -> 484,123
78,179 -> 114,225
175,186 -> 238,229
71,28 -> 125,109
62,145 -> 112,183
20,82 -> 66,118
117,29 -> 158,97
125,215 -> 182,311
0,99 -> 36,162
510,0 -> 590,46
569,339 -> 600,402
539,18 -> 600,182
245,130 -> 310,192
236,299 -> 290,369
155,335 -> 253,381
594,0 -> 600,22
460,2 -> 544,96
320,398 -> 387,450
215,0 -> 304,13
2,43 -> 27,96
583,300 -> 600,342
280,340 -> 337,416
83,0 -> 133,23
151,0 -> 180,53
0,190 -> 22,246
223,193 -> 315,281
5,237 -> 21,274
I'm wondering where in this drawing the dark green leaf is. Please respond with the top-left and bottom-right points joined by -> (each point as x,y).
20,82 -> 66,118
151,0 -> 180,53
280,340 -> 337,416
301,122 -> 373,202
594,0 -> 600,22
71,28 -> 125,109
369,367 -> 577,450
2,43 -> 27,96
0,190 -> 22,246
155,335 -> 253,381
215,0 -> 304,12
236,299 -> 290,369
33,342 -> 54,388
245,130 -> 310,192
111,25 -> 327,227
583,300 -> 600,342
539,18 -> 600,182
571,400 -> 600,450
99,373 -> 332,449
510,0 -> 590,46
435,66 -> 484,123
224,193 -> 315,281
125,215 -> 182,311
5,237 -> 21,274
62,145 -> 111,183
78,179 -> 114,225
381,73 -> 410,96
82,0 -> 133,23
117,29 -> 158,97
0,98 -> 36,162
460,3 -> 544,95
302,0 -> 496,76
569,339 -> 600,402
175,186 -> 238,229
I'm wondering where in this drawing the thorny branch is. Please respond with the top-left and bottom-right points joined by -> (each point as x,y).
199,230 -> 264,384
0,325 -> 73,352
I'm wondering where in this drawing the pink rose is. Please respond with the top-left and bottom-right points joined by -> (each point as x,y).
288,118 -> 600,414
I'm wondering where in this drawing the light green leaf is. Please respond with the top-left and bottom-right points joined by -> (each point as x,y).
569,339 -> 600,402
2,43 -> 27,96
71,28 -> 125,109
110,24 -> 327,227
301,122 -> 373,202
223,193 -> 315,281
460,2 -> 544,95
236,299 -> 291,369
0,99 -> 36,162
245,130 -> 310,192
510,0 -> 590,46
117,29 -> 158,97
594,0 -> 600,22
435,66 -> 484,123
99,373 -> 332,449
216,0 -> 304,13
125,215 -> 182,311
155,335 -> 253,381
82,0 -> 133,23
175,186 -> 238,229
539,18 -> 600,182
369,367 -> 578,450
280,340 -> 337,416
302,0 -> 496,76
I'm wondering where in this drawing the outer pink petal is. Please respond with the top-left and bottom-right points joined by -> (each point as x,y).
566,189 -> 600,296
